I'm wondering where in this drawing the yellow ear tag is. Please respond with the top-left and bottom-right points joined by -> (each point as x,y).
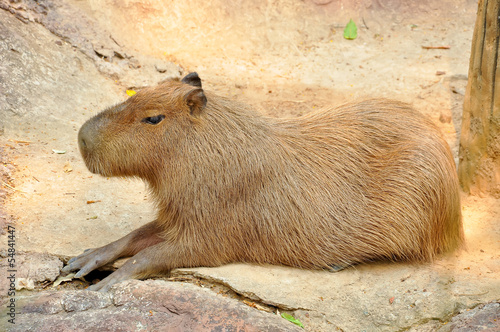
126,90 -> 136,97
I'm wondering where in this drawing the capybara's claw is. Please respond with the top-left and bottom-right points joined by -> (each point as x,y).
74,265 -> 93,279
61,260 -> 79,274
61,246 -> 118,278
85,257 -> 146,292
66,257 -> 77,265
63,247 -> 97,273
86,273 -> 122,292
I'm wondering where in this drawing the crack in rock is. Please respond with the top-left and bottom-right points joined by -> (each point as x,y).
173,269 -> 311,312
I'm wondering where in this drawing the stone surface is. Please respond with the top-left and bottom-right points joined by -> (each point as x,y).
0,6 -> 157,258
175,263 -> 500,331
0,1 -> 499,331
0,146 -> 14,234
408,302 -> 500,331
446,302 -> 500,331
0,252 -> 62,295
0,0 -> 182,87
1,280 -> 301,332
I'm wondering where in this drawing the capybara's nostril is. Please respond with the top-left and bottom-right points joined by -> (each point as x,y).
78,128 -> 88,152
78,121 -> 97,153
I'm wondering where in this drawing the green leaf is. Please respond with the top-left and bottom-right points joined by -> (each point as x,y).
281,312 -> 304,328
343,19 -> 357,40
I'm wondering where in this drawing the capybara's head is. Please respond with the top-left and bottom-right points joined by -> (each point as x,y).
78,73 -> 207,179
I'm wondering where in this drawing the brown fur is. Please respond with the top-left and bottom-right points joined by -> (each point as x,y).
72,74 -> 464,290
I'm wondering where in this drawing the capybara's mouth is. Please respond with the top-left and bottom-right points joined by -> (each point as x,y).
82,154 -> 110,177
85,162 -> 102,175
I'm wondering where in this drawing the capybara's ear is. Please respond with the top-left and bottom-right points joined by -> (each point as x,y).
181,72 -> 202,88
185,88 -> 207,117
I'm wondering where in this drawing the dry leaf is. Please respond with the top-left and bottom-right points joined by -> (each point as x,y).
52,273 -> 78,287
64,161 -> 73,173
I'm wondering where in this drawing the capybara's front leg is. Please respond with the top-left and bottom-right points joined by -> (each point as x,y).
62,221 -> 164,279
86,243 -> 176,292
87,240 -> 210,292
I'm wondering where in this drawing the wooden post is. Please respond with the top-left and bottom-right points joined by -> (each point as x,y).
459,0 -> 500,198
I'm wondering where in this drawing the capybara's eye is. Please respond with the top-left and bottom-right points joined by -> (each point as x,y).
142,115 -> 165,125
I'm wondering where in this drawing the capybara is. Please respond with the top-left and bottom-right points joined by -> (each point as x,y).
63,72 -> 464,292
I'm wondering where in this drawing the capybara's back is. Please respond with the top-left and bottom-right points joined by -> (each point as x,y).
163,96 -> 464,270
270,99 -> 464,268
74,75 -> 464,291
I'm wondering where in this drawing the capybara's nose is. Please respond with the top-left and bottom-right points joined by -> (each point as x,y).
79,136 -> 87,149
78,121 -> 95,155
78,127 -> 88,151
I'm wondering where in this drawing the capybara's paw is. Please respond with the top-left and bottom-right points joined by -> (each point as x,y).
86,268 -> 130,292
85,254 -> 153,292
62,246 -> 116,278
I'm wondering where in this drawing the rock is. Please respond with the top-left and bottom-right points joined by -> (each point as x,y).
174,263 -> 500,331
0,0 -> 184,84
311,0 -> 334,5
451,84 -> 465,95
408,301 -> 500,331
13,252 -> 62,283
439,112 -> 452,123
2,279 -> 301,332
0,252 -> 62,295
445,302 -> 500,331
92,44 -> 116,60
153,60 -> 181,75
61,291 -> 112,312
95,61 -> 124,81
0,147 -> 14,235
15,278 -> 34,291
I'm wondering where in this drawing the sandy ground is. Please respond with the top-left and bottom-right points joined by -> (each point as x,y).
1,0 -> 499,330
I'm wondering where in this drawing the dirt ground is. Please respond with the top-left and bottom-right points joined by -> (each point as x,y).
1,0 -> 499,330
